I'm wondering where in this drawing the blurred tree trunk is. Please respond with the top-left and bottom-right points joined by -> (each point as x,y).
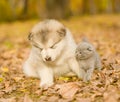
82,0 -> 89,14
8,0 -> 16,19
44,0 -> 71,19
106,0 -> 113,13
23,0 -> 28,15
89,0 -> 97,14
82,0 -> 97,14
114,0 -> 120,13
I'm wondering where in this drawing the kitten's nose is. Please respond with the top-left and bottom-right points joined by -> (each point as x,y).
45,56 -> 51,61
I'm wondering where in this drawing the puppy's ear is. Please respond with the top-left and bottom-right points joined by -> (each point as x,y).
28,32 -> 33,41
82,37 -> 89,42
57,27 -> 66,38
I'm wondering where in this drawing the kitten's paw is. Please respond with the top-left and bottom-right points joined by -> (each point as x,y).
40,82 -> 54,90
83,78 -> 87,82
83,76 -> 88,82
82,74 -> 91,82
97,67 -> 101,71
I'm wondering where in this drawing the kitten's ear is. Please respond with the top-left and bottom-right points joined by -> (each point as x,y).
28,32 -> 33,41
57,27 -> 66,38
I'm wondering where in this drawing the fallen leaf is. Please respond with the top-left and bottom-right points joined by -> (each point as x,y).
47,95 -> 59,102
103,85 -> 119,102
76,98 -> 91,102
0,78 -> 3,82
56,82 -> 79,99
23,94 -> 33,102
0,97 -> 15,102
1,67 -> 9,72
59,76 -> 71,82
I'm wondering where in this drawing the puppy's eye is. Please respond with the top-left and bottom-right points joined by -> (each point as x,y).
87,48 -> 92,51
39,47 -> 43,51
33,45 -> 43,50
50,45 -> 56,49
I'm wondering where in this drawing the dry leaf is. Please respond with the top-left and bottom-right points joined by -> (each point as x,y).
76,98 -> 91,102
56,82 -> 79,99
103,85 -> 119,102
47,96 -> 59,102
1,67 -> 9,72
24,94 -> 33,102
0,97 -> 15,102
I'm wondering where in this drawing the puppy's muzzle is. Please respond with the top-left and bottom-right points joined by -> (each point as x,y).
45,56 -> 52,61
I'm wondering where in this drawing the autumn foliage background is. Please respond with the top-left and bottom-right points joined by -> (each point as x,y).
0,0 -> 120,102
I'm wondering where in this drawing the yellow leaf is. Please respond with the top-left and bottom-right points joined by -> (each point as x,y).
59,77 -> 70,82
1,67 -> 9,72
20,89 -> 27,92
0,78 -> 3,82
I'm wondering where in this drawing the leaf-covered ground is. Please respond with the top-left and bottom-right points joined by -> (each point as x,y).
0,15 -> 120,102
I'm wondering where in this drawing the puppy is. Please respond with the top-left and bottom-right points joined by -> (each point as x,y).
23,19 -> 81,89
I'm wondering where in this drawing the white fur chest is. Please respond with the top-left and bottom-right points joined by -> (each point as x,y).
43,55 -> 71,76
53,63 -> 70,76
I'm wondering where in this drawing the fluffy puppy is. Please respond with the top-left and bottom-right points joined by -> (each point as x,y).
23,19 -> 81,88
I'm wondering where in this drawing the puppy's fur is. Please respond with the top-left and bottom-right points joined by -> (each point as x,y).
23,19 -> 81,88
75,39 -> 101,82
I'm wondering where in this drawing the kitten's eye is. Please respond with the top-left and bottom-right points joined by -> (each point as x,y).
87,48 -> 92,51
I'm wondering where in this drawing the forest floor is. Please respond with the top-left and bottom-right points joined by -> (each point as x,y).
0,14 -> 120,102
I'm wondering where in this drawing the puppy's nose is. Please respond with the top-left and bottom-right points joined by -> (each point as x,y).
45,56 -> 51,61
79,52 -> 82,54
79,52 -> 82,55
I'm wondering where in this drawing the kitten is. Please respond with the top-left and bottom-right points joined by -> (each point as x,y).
75,39 -> 101,82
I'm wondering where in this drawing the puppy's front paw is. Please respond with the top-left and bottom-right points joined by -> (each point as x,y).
84,74 -> 91,82
78,71 -> 85,80
40,82 -> 54,90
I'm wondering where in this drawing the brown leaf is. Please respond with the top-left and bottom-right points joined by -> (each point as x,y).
103,85 -> 119,102
23,94 -> 33,102
47,96 -> 59,102
56,82 -> 79,99
0,97 -> 15,102
76,98 -> 91,102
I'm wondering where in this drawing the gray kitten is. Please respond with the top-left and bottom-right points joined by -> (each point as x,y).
75,39 -> 101,82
